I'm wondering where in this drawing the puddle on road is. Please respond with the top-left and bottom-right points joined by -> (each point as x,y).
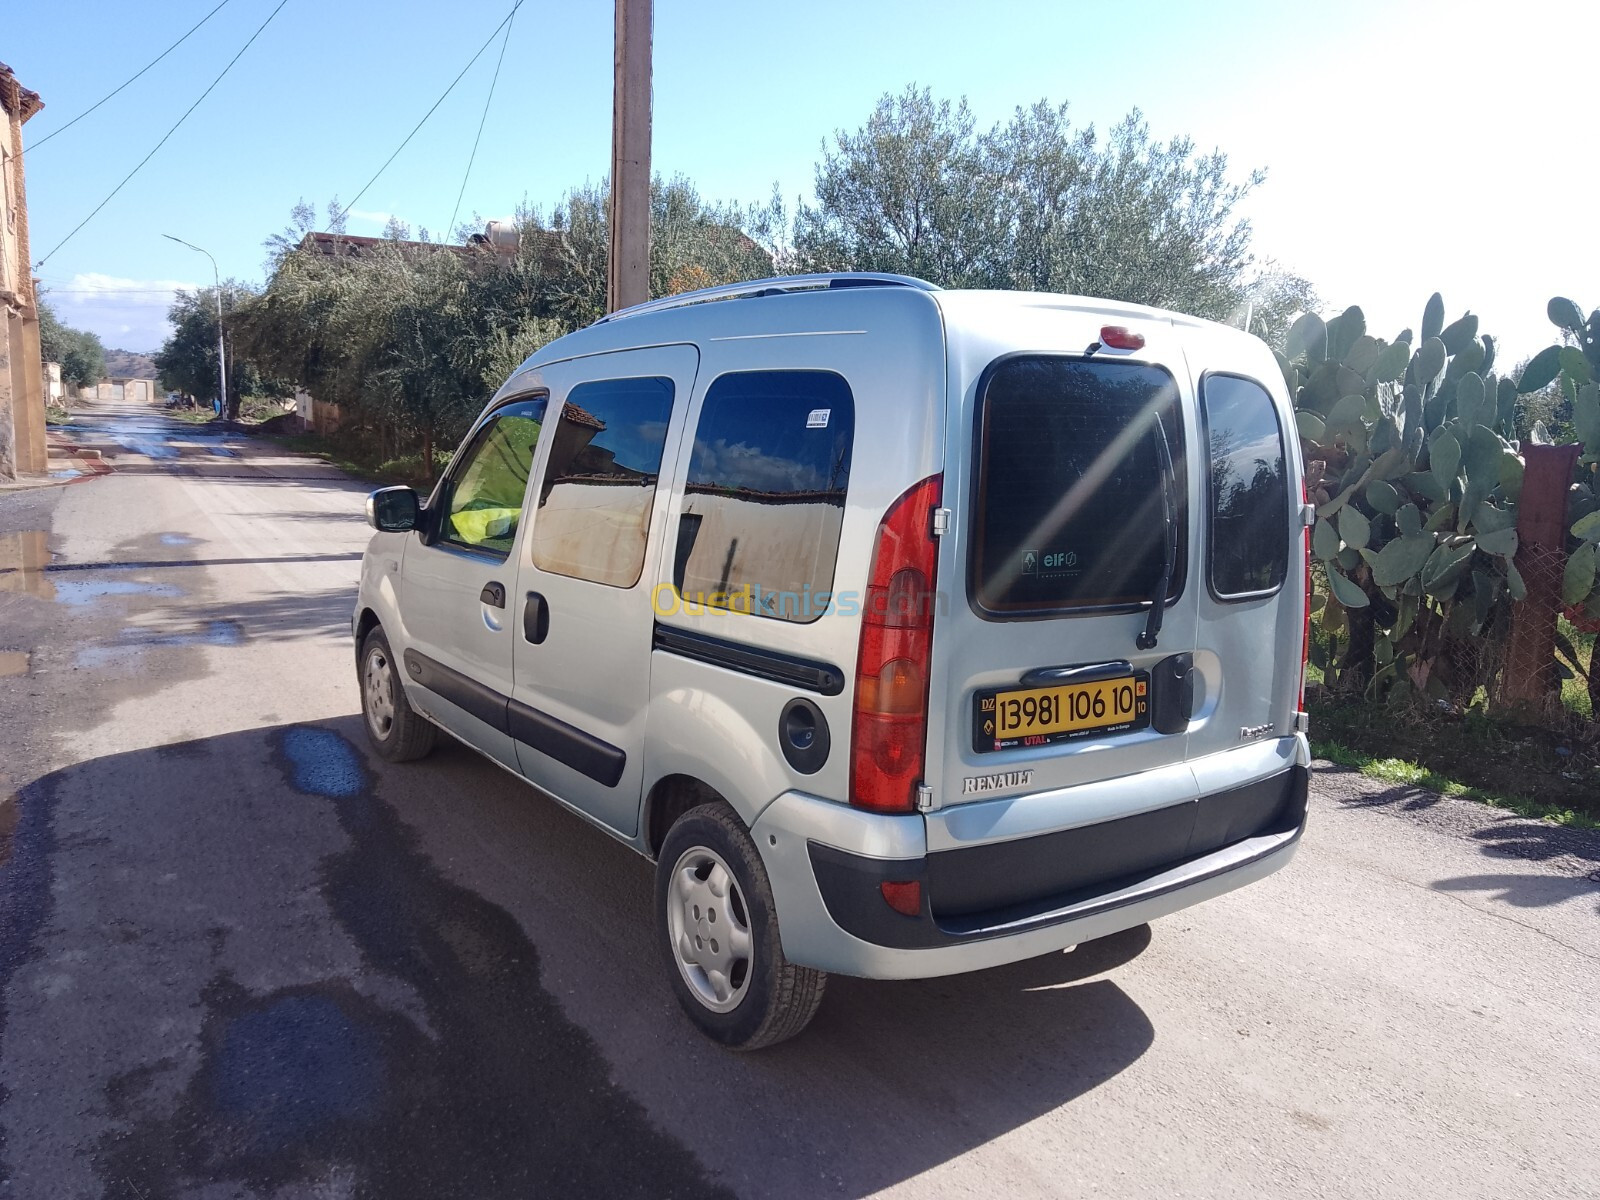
160,533 -> 199,547
280,727 -> 365,798
75,621 -> 245,670
0,532 -> 54,599
0,650 -> 30,677
52,580 -> 183,607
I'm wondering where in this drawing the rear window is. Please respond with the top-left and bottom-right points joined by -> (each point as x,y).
971,357 -> 1186,615
1202,373 -> 1289,598
674,370 -> 854,623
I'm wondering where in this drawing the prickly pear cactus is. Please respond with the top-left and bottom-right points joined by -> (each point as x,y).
1287,295 -> 1525,703
1529,297 -> 1600,628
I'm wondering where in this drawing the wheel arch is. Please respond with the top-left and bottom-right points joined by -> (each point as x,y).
644,774 -> 738,861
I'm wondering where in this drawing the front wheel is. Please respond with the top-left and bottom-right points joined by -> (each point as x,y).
656,804 -> 826,1050
359,627 -> 437,762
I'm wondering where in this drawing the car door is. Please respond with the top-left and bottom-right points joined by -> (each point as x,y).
398,396 -> 547,769
509,346 -> 698,836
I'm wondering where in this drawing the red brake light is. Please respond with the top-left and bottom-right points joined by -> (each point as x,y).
1099,325 -> 1146,351
850,475 -> 942,813
879,880 -> 923,917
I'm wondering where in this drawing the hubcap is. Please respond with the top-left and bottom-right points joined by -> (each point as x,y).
666,846 -> 753,1013
363,646 -> 397,739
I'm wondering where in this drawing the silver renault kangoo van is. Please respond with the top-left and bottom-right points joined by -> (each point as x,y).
354,273 -> 1312,1049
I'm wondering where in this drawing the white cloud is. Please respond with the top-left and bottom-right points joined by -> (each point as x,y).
39,273 -> 199,353
344,208 -> 395,228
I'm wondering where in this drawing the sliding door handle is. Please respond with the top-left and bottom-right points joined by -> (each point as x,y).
523,592 -> 550,644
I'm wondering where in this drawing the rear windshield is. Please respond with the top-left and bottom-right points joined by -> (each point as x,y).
971,356 -> 1186,615
1202,373 -> 1289,598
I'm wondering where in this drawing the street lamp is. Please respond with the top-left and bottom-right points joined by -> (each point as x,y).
163,234 -> 227,418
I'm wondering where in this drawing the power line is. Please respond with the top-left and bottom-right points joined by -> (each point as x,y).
34,0 -> 291,271
29,0 -> 237,152
332,0 -> 525,231
446,3 -> 518,240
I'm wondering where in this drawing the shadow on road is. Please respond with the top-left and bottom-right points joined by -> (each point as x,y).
0,715 -> 1155,1199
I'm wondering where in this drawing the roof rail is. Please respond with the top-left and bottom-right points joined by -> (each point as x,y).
593,272 -> 940,324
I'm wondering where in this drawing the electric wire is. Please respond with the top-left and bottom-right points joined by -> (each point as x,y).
29,0 -> 236,151
33,0 -> 293,270
332,0 -> 525,231
446,3 -> 518,240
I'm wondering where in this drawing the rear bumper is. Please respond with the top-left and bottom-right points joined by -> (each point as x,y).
752,748 -> 1307,980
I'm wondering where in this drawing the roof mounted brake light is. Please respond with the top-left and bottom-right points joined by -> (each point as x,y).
1098,325 -> 1146,351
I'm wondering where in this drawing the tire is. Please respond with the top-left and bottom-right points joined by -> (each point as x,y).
656,804 -> 826,1050
359,627 -> 437,762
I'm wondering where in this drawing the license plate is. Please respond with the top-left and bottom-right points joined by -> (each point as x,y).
973,672 -> 1150,752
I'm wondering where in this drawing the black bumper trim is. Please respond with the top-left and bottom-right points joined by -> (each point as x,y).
809,764 -> 1308,950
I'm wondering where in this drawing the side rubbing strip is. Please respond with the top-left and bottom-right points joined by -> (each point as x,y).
506,700 -> 627,788
652,624 -> 845,696
402,649 -> 509,733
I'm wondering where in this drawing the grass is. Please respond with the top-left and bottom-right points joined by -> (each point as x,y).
1311,736 -> 1599,829
263,430 -> 446,488
45,406 -> 73,426
1310,694 -> 1600,828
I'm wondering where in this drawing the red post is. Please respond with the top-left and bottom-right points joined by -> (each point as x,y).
1499,443 -> 1581,713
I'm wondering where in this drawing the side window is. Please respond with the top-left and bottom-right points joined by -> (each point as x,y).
437,398 -> 547,558
1202,374 -> 1289,598
530,377 -> 675,588
676,370 -> 854,624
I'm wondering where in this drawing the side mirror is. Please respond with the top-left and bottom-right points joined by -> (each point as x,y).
366,486 -> 421,533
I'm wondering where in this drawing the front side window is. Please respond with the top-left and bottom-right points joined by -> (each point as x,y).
675,371 -> 854,623
438,397 -> 547,557
971,357 -> 1187,615
530,377 -> 675,588
1203,374 -> 1289,598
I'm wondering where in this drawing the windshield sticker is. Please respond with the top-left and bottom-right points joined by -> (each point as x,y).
806,408 -> 830,429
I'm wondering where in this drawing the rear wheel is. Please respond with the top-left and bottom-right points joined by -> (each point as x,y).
656,804 -> 826,1050
359,627 -> 436,762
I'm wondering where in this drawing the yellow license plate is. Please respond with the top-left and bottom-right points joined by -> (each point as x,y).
974,674 -> 1150,752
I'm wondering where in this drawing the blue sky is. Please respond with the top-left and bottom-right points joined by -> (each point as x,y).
12,0 -> 1597,357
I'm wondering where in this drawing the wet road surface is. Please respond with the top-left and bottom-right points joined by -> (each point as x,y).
1,403 -> 1597,1198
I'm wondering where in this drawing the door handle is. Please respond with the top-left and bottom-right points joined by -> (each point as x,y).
1020,659 -> 1134,687
523,592 -> 549,644
480,581 -> 506,609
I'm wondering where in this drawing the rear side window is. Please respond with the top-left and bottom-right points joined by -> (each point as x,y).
675,370 -> 854,623
971,357 -> 1187,615
1202,374 -> 1289,598
530,377 -> 675,588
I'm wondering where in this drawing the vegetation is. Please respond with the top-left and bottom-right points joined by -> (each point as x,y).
37,298 -> 106,390
790,88 -> 1281,322
1289,292 -> 1600,712
154,282 -> 286,420
174,86 -> 1287,480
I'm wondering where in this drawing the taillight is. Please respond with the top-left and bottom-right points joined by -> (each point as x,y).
850,475 -> 942,813
1300,481 -> 1312,710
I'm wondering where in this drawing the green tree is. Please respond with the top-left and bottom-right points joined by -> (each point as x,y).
793,86 -> 1265,321
154,282 -> 273,419
37,298 -> 107,390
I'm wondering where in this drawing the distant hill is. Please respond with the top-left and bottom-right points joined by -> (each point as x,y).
104,348 -> 157,380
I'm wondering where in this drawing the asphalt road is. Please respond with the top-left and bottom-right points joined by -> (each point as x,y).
1,404 -> 1596,1199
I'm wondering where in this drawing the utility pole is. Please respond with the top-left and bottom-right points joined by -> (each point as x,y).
607,0 -> 652,313
163,234 -> 226,417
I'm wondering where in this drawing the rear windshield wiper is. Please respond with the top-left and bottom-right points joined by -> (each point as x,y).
1136,413 -> 1177,652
